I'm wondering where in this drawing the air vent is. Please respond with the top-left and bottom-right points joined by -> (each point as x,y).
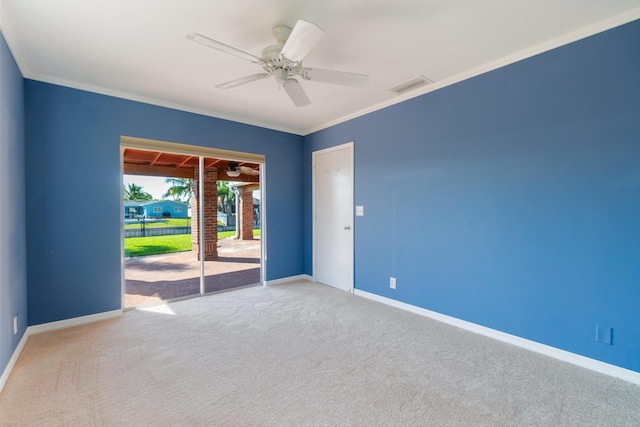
389,75 -> 433,94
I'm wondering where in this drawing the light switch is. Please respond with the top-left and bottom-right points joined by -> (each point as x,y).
356,206 -> 364,216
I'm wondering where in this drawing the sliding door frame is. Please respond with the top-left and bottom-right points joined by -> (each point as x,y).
119,136 -> 266,308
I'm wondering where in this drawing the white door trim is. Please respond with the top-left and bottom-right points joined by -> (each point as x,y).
260,162 -> 267,285
312,141 -> 354,293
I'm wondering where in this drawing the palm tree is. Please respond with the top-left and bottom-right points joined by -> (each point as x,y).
162,178 -> 192,202
123,183 -> 152,201
217,181 -> 235,215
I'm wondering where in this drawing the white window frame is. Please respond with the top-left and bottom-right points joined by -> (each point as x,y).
120,135 -> 267,311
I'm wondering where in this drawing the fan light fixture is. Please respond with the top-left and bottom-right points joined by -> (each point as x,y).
227,161 -> 241,177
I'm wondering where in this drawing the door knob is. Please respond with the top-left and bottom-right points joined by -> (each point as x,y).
344,226 -> 351,230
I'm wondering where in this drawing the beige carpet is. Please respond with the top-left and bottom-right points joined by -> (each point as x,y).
1,281 -> 639,426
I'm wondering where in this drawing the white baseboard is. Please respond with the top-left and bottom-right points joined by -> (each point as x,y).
28,309 -> 122,335
0,330 -> 29,395
354,289 -> 640,386
265,274 -> 313,286
0,309 -> 122,396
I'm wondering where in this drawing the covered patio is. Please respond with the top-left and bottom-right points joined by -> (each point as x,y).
123,145 -> 262,307
125,237 -> 260,307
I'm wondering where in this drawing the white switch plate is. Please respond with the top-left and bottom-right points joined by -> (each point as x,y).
356,206 -> 364,216
13,316 -> 17,335
390,277 -> 396,289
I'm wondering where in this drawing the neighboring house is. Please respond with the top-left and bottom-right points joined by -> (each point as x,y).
218,211 -> 228,225
124,200 -> 189,219
141,200 -> 189,218
253,198 -> 260,228
123,201 -> 144,218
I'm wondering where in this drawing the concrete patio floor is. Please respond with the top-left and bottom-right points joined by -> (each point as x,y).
125,237 -> 261,307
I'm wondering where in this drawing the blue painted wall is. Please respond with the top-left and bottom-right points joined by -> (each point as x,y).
6,16 -> 639,377
0,32 -> 27,378
304,20 -> 640,372
25,82 -> 304,325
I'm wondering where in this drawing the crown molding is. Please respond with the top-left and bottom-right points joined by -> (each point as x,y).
2,3 -> 639,137
302,8 -> 640,135
27,71 -> 304,135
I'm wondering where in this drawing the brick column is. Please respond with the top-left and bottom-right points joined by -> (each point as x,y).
238,186 -> 254,240
191,166 -> 218,260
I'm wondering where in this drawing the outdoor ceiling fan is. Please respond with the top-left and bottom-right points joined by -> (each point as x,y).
188,19 -> 369,107
226,161 -> 259,178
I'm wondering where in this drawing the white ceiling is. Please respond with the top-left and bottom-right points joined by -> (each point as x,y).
2,1 -> 639,135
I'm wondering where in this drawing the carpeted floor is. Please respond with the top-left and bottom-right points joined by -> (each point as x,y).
1,280 -> 639,426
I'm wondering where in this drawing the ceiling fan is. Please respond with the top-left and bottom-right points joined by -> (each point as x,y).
188,20 -> 369,107
226,161 -> 259,178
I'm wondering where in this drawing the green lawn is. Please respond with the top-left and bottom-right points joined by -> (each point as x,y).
124,229 -> 261,257
124,234 -> 192,257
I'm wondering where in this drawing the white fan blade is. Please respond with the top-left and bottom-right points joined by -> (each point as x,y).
283,79 -> 311,107
280,20 -> 324,63
188,33 -> 265,65
302,68 -> 369,87
216,73 -> 271,89
239,166 -> 260,176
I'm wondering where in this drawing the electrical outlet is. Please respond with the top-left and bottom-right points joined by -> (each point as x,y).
13,316 -> 18,335
390,277 -> 396,289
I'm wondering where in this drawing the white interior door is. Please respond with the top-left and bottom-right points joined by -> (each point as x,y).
313,142 -> 353,292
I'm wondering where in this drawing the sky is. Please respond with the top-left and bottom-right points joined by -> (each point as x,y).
123,175 -> 171,200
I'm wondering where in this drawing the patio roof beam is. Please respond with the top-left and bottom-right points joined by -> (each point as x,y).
177,156 -> 194,168
124,163 -> 260,182
124,164 -> 194,179
150,152 -> 163,166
